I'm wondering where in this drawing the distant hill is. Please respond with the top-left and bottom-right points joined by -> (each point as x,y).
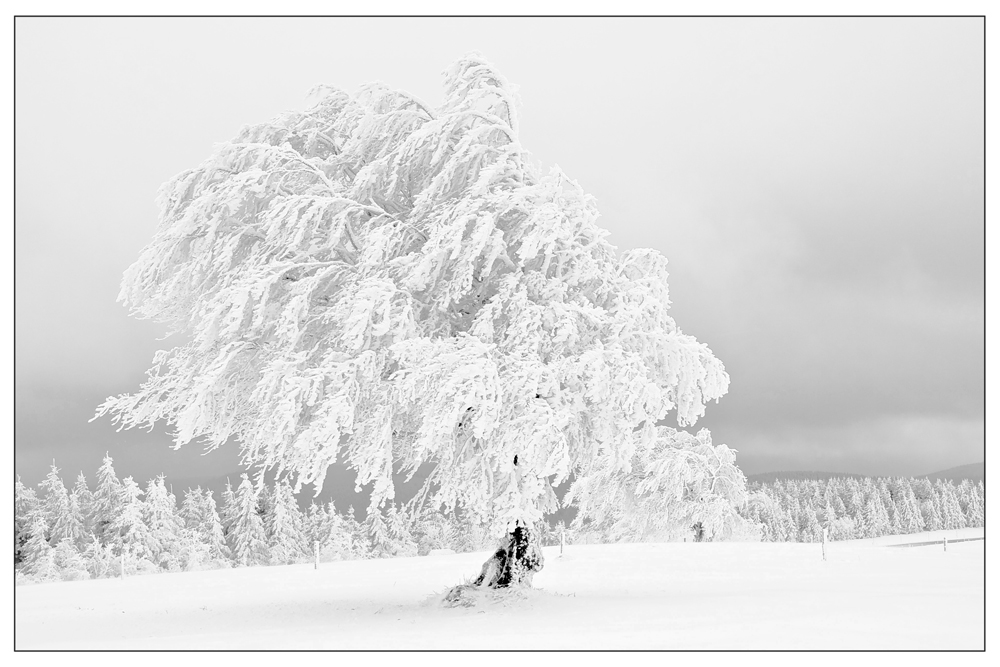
746,471 -> 865,485
919,462 -> 983,483
746,462 -> 984,486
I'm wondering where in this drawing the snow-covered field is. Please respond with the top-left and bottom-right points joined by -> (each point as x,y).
16,528 -> 984,650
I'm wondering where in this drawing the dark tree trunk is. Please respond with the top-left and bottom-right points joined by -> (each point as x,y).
473,525 -> 544,588
444,524 -> 544,605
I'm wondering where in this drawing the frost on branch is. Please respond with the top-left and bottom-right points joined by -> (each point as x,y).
94,53 -> 730,546
566,427 -> 751,542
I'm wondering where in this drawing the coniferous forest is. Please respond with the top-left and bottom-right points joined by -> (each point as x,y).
14,454 -> 984,584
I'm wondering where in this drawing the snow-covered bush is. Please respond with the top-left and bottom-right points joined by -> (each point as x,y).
52,538 -> 90,581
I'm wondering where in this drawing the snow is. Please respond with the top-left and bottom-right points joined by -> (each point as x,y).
15,528 -> 983,650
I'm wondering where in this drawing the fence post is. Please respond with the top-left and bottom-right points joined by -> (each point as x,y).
560,530 -> 565,556
314,540 -> 319,569
120,551 -> 125,580
943,536 -> 947,552
822,527 -> 828,561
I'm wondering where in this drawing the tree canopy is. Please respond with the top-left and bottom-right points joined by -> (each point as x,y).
96,54 -> 730,538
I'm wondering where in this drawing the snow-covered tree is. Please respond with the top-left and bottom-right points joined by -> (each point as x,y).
143,475 -> 185,569
95,54 -> 730,588
219,478 -> 238,546
200,489 -> 232,561
52,491 -> 88,549
229,474 -> 269,567
958,480 -> 984,528
265,478 -> 307,564
364,507 -> 392,559
321,505 -> 358,561
386,504 -> 418,557
52,538 -> 90,581
895,479 -> 925,535
860,486 -> 891,538
82,534 -> 117,580
936,480 -> 966,531
15,475 -> 40,566
91,454 -> 123,546
567,428 -> 749,543
37,462 -> 70,545
72,472 -> 95,537
111,476 -> 154,560
180,487 -> 205,530
21,515 -> 60,582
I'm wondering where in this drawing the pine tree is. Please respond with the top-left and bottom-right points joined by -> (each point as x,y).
72,472 -> 95,537
201,489 -> 232,561
876,478 -> 898,535
323,506 -> 357,561
91,453 -> 123,546
219,478 -> 238,553
959,480 -> 984,527
858,486 -> 888,538
14,475 -> 40,566
343,504 -> 368,558
386,504 -> 418,557
364,507 -> 392,558
936,480 -> 965,531
95,54 -> 732,589
21,515 -> 59,582
52,491 -> 87,548
895,479 -> 924,535
265,478 -> 306,565
37,462 -> 70,545
143,475 -> 185,569
180,487 -> 205,530
111,476 -> 154,561
230,474 -> 269,567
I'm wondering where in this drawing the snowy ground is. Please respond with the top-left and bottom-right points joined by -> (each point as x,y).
16,528 -> 984,650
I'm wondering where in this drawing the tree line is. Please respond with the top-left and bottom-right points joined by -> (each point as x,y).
735,475 -> 984,543
15,454 -> 985,584
14,455 -> 497,584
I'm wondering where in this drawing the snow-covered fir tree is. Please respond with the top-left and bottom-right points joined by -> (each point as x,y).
91,454 -> 123,546
265,478 -> 307,564
180,487 -> 205,530
958,480 -> 984,527
111,476 -> 154,561
937,480 -> 966,531
15,475 -> 40,566
52,490 -> 87,549
143,475 -> 185,569
21,514 -> 60,582
219,478 -> 238,545
94,54 -> 731,587
37,462 -> 70,545
200,489 -> 232,561
385,504 -> 418,557
72,472 -> 95,537
364,507 -> 393,559
229,474 -> 270,567
323,505 -> 358,561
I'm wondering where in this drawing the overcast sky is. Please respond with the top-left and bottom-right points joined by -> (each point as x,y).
14,17 -> 984,491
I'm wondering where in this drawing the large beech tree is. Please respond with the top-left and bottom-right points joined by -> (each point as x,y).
96,54 -> 731,589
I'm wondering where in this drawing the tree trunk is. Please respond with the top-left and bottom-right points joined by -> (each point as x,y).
474,524 -> 544,588
444,524 -> 544,606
